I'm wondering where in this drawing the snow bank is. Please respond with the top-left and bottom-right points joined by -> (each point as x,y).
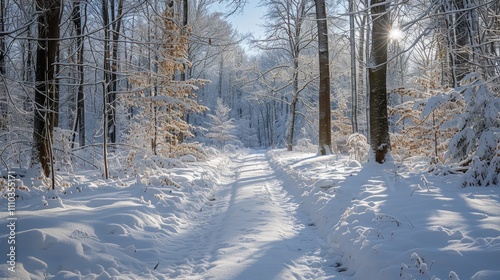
0,153 -> 230,279
269,149 -> 500,280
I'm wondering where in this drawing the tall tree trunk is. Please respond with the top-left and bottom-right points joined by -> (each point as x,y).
349,0 -> 358,133
108,0 -> 124,143
365,2 -> 371,139
285,0 -> 308,152
33,0 -> 61,177
485,2 -> 500,81
101,0 -> 110,179
71,0 -> 86,148
315,0 -> 332,155
448,0 -> 470,86
102,82 -> 109,179
24,28 -> 34,84
369,0 -> 390,163
181,0 -> 188,81
435,7 -> 451,88
0,0 -> 5,75
286,54 -> 300,151
286,90 -> 298,151
218,56 -> 223,99
357,0 -> 368,135
271,90 -> 276,148
0,0 -> 5,130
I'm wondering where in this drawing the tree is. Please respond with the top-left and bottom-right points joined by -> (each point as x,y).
181,0 -> 188,82
349,0 -> 358,133
102,0 -> 125,144
368,0 -> 390,163
71,0 -> 86,148
32,0 -> 61,179
0,0 -> 5,75
125,2 -> 207,157
206,98 -> 237,147
256,0 -> 316,151
0,0 -> 6,131
445,0 -> 470,86
314,0 -> 332,155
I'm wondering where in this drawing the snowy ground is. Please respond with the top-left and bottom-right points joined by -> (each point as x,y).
269,150 -> 500,280
1,149 -> 499,280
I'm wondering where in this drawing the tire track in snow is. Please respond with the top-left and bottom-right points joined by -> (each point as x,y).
160,150 -> 338,279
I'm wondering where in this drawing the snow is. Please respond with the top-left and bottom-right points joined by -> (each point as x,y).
1,149 -> 499,279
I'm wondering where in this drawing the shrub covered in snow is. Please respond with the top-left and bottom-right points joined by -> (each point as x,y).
205,98 -> 239,148
295,138 -> 317,153
347,133 -> 369,163
423,74 -> 500,186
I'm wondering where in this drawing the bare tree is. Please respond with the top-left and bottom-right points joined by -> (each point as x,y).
444,0 -> 470,86
109,0 -> 124,143
357,0 -> 370,136
368,0 -> 390,163
181,0 -> 188,81
314,0 -> 332,155
101,0 -> 124,145
0,0 -> 5,75
71,0 -> 86,148
0,0 -> 6,132
33,0 -> 61,181
349,0 -> 358,133
256,0 -> 315,151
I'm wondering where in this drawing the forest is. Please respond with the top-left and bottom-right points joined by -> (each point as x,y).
0,0 -> 498,184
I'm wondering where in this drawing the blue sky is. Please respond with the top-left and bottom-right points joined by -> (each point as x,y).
210,2 -> 266,54
226,2 -> 266,39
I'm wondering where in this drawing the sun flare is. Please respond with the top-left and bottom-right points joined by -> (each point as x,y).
389,28 -> 403,41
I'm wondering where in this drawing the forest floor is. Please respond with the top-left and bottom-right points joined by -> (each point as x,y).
0,149 -> 499,280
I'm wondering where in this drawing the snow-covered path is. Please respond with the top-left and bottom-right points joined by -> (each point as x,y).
3,149 -> 499,279
161,150 -> 337,279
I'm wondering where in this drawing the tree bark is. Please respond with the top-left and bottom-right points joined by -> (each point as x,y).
368,0 -> 390,163
33,0 -> 61,177
315,0 -> 332,155
285,0 -> 308,151
0,0 -> 6,130
0,0 -> 5,75
181,0 -> 188,81
101,0 -> 110,179
365,2 -> 371,139
349,0 -> 358,133
286,49 -> 301,151
107,0 -> 124,143
447,0 -> 470,86
286,91 -> 298,151
358,1 -> 368,135
71,0 -> 86,148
